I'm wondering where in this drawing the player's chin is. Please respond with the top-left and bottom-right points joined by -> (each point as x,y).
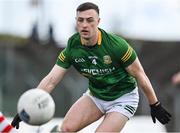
81,34 -> 90,40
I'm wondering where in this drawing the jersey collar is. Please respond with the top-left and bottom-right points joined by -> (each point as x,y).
80,29 -> 102,46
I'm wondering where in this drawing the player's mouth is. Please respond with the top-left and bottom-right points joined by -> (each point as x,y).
81,30 -> 89,35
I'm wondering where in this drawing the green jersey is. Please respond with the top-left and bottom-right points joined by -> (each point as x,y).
56,28 -> 137,101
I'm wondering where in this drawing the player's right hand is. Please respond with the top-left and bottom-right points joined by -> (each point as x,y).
11,113 -> 22,129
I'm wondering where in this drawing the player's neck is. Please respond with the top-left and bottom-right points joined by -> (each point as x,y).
81,30 -> 99,46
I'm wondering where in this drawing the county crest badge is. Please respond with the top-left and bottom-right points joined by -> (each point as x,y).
103,55 -> 112,64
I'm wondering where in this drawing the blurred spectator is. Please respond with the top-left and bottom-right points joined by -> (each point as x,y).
48,24 -> 56,45
172,72 -> 180,85
171,71 -> 180,132
30,23 -> 39,43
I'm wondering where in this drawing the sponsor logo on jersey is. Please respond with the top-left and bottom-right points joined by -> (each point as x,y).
103,55 -> 112,64
81,67 -> 115,76
88,56 -> 98,65
75,58 -> 85,63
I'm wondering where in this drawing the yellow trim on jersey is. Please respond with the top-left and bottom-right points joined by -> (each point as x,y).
81,29 -> 102,45
61,53 -> 65,59
121,46 -> 133,62
58,53 -> 65,62
58,56 -> 64,62
97,29 -> 102,45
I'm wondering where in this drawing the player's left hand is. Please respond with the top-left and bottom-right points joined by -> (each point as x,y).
150,101 -> 171,124
11,114 -> 22,129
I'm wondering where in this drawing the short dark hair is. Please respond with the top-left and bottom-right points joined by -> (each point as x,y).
76,2 -> 99,15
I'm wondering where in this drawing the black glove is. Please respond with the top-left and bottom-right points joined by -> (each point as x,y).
150,101 -> 171,124
11,114 -> 22,129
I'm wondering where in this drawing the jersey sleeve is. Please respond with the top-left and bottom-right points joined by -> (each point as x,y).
112,35 -> 137,68
56,48 -> 71,69
120,42 -> 137,67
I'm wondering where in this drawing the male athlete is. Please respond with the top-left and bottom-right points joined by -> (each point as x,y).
12,2 -> 171,132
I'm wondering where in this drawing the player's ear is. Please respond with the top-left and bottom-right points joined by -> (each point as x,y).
97,18 -> 100,24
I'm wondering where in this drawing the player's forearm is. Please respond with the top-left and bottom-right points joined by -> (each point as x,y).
37,64 -> 67,93
37,75 -> 57,93
125,58 -> 158,104
136,73 -> 158,104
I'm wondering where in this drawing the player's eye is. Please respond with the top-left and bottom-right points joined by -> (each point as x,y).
77,18 -> 84,22
86,18 -> 94,23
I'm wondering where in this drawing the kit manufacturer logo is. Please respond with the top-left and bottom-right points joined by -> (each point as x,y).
74,58 -> 85,63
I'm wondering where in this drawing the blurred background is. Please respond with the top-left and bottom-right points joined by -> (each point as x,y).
0,0 -> 180,132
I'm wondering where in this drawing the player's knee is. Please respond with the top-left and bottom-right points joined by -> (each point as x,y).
60,123 -> 77,132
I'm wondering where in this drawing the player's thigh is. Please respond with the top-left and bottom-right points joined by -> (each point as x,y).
95,112 -> 128,132
61,95 -> 103,131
